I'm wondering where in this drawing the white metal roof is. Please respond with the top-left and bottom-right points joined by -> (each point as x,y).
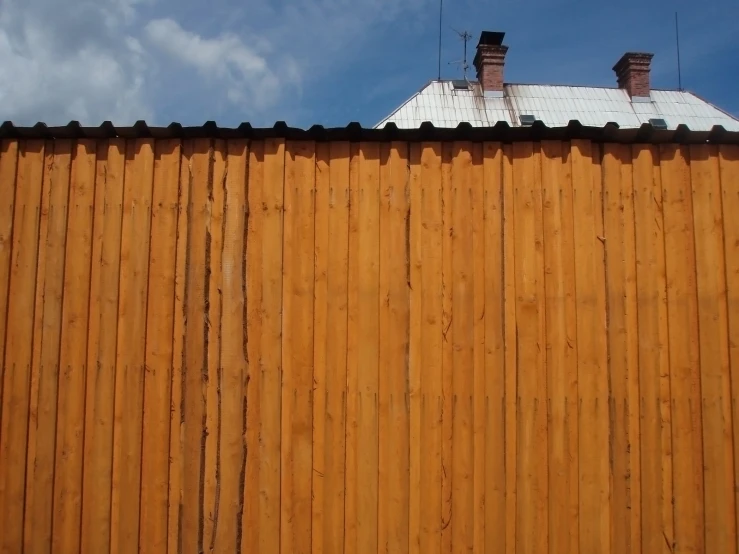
376,81 -> 739,131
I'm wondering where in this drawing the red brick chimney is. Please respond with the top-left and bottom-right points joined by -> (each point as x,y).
613,52 -> 654,99
474,31 -> 508,96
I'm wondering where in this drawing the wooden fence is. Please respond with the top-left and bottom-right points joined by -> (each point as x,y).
0,137 -> 738,554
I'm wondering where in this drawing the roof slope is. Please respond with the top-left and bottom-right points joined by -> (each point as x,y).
376,81 -> 739,131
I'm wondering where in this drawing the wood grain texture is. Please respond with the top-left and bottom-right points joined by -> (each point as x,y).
420,143 -> 443,554
355,142 -> 380,554
79,140 -> 125,554
502,144 -> 518,554
378,142 -> 410,554
177,139 -> 212,554
483,142 -> 505,554
0,139 -> 737,554
0,141 -> 45,554
440,141 -> 454,554
633,145 -> 673,554
451,143 -> 474,554
571,140 -> 609,554
212,139 -> 249,553
167,139 -> 191,554
0,140 -> 19,424
52,141 -> 97,554
23,142 -> 72,554
720,145 -> 739,551
259,139 -> 285,554
139,140 -> 181,554
542,140 -> 577,554
281,141 -> 315,554
109,139 -> 154,554
243,139 -> 264,554
691,144 -> 737,554
661,144 -> 704,554
317,141 -> 349,554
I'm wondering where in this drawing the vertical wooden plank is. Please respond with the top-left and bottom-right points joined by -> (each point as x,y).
440,142 -> 454,554
541,140 -> 577,554
313,143 -> 329,554
79,140 -> 125,554
408,143 -> 422,554
259,138 -> 285,554
108,139 -> 154,554
171,139 -> 211,554
0,140 -> 19,414
281,141 -> 315,554
633,145 -> 673,554
571,140 -> 609,554
720,144 -> 739,550
344,142 -> 359,554
242,140 -> 263,554
0,141 -> 44,553
202,142 -> 226,553
419,143 -> 443,554
691,144 -> 737,554
652,151 -> 674,553
168,140 -> 191,554
621,151 -> 641,554
357,143 -> 380,554
483,142 -> 505,554
661,144 -> 704,554
602,144 -> 632,554
561,144 -> 581,554
50,141 -> 96,554
378,141 -> 410,554
21,142 -> 72,554
211,140 -> 249,553
501,144 -> 517,554
511,143 -> 547,554
470,144 -> 486,554
139,140 -> 181,553
23,140 -> 53,554
451,143 -> 474,554
592,143 -> 613,554
323,142 -> 349,554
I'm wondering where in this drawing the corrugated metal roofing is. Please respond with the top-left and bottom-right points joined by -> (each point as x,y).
1,120 -> 739,145
376,81 -> 739,132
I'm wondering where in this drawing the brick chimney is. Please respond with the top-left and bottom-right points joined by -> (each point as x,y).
613,52 -> 654,99
474,31 -> 508,97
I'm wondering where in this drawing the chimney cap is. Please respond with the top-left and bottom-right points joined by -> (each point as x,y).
478,31 -> 506,47
612,51 -> 654,72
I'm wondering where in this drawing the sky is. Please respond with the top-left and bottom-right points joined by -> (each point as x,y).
0,0 -> 737,128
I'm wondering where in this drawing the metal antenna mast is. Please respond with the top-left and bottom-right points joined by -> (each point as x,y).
675,12 -> 683,91
449,29 -> 473,80
437,0 -> 443,79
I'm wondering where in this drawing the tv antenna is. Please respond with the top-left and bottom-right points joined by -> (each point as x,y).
675,12 -> 683,91
437,0 -> 443,79
448,28 -> 473,80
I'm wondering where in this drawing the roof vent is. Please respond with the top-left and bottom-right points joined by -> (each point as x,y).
452,80 -> 470,90
649,118 -> 668,130
519,114 -> 537,126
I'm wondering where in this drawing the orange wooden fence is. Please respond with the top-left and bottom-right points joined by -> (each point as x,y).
0,137 -> 738,554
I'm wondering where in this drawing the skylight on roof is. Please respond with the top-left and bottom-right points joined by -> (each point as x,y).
452,80 -> 470,90
519,114 -> 537,126
649,118 -> 668,130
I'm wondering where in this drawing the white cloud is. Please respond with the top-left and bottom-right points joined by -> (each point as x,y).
0,0 -> 152,125
0,0 -> 433,126
144,18 -> 299,113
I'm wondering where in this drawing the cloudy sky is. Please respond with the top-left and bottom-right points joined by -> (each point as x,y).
1,0 -> 737,128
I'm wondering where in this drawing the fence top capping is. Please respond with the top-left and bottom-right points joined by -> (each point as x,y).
1,120 -> 738,145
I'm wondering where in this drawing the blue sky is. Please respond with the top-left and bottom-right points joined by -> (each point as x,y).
1,0 -> 737,127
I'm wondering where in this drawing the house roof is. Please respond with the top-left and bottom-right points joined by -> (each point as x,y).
375,80 -> 739,132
